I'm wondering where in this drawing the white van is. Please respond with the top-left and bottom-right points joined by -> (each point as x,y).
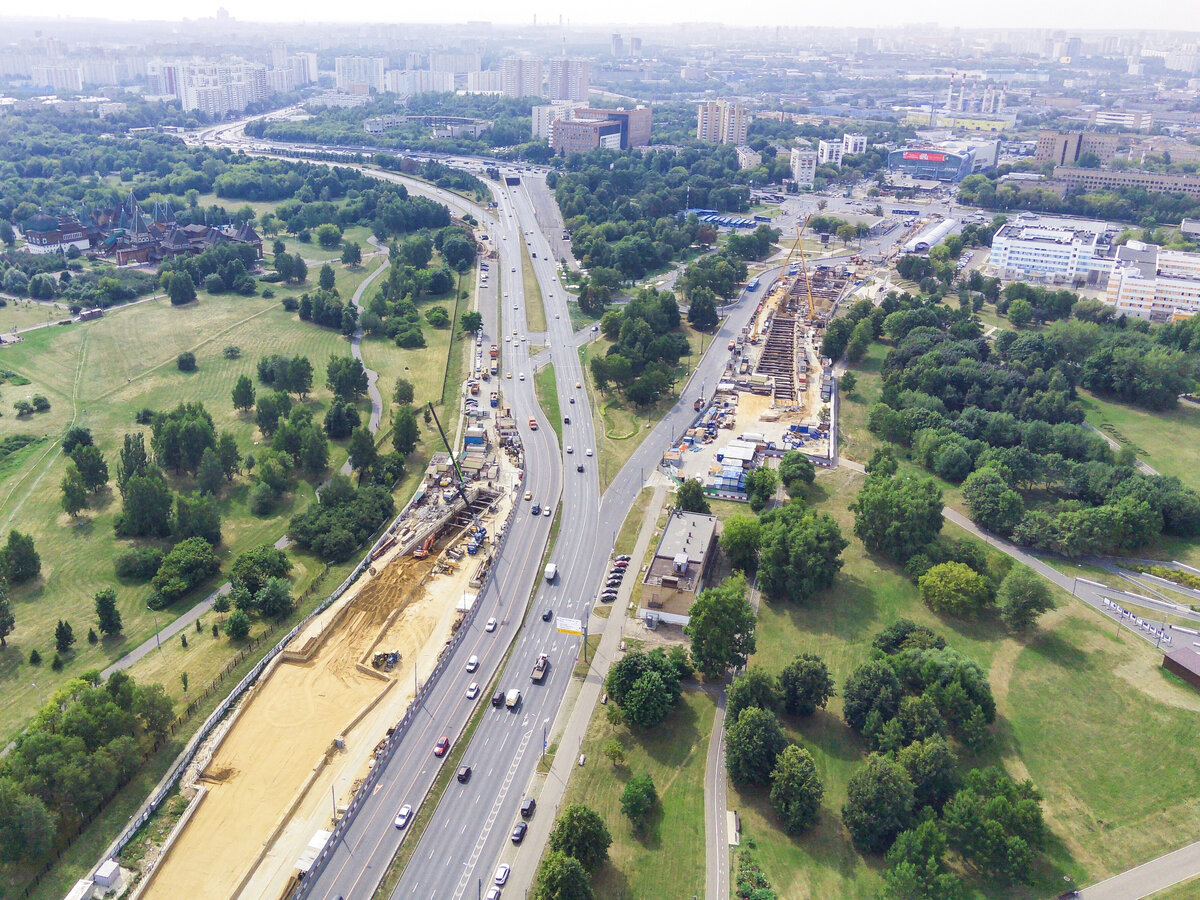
467,655 -> 479,672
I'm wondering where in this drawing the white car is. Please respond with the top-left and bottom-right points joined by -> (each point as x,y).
566,446 -> 573,454
485,890 -> 501,900
466,682 -> 480,699
519,373 -> 526,381
494,864 -> 510,886
394,804 -> 412,828
586,448 -> 593,456
486,617 -> 498,632
543,506 -> 551,517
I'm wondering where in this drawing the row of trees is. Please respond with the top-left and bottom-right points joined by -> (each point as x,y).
590,288 -> 690,406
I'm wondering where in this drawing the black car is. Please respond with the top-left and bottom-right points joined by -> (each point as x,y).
576,464 -> 584,472
491,690 -> 505,707
457,765 -> 472,783
520,797 -> 536,818
616,554 -> 631,562
511,821 -> 528,844
542,608 -> 553,621
564,415 -> 571,424
531,503 -> 541,515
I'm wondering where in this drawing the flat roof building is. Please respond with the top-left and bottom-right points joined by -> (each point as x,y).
548,58 -> 589,102
1106,241 -> 1200,321
1035,130 -> 1119,166
696,101 -> 749,145
990,221 -> 1112,285
640,509 -> 719,620
1054,166 -> 1200,198
790,147 -> 817,187
335,56 -> 384,94
818,139 -> 843,167
551,106 -> 651,153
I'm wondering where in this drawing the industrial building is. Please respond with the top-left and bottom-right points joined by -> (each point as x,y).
990,220 -> 1113,284
1106,242 -> 1200,320
639,510 -> 719,622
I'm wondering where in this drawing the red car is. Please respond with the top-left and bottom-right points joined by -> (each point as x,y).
434,736 -> 450,757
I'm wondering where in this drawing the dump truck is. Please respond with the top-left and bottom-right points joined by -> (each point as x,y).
531,654 -> 550,683
490,344 -> 498,358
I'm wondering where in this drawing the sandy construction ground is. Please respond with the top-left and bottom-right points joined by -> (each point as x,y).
141,551 -> 436,900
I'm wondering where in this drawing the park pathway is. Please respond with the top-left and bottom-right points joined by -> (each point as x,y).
339,243 -> 390,476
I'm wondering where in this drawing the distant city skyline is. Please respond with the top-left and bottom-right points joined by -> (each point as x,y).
7,3 -> 1200,31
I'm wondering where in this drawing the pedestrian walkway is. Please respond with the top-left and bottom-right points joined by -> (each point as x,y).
1081,839 -> 1200,899
704,690 -> 729,900
502,481 -> 669,899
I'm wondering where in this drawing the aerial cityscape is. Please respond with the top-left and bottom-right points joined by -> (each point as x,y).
3,10 -> 1200,900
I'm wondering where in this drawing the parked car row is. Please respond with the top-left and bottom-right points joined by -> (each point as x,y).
598,554 -> 631,603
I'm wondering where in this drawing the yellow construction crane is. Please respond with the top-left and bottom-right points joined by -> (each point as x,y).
795,221 -> 818,323
750,221 -> 807,344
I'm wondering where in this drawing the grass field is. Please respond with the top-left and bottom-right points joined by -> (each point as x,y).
0,272 -> 387,743
559,689 -> 715,900
1077,389 -> 1200,493
835,340 -> 887,465
534,363 -> 562,445
735,467 -> 1200,899
521,241 -> 547,332
0,299 -> 73,333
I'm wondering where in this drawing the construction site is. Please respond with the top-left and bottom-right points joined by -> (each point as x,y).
135,415 -> 522,900
664,219 -> 847,494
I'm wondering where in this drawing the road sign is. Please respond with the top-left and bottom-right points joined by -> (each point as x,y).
556,617 -> 582,635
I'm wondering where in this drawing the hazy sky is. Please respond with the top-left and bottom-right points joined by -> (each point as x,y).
21,1 -> 1200,32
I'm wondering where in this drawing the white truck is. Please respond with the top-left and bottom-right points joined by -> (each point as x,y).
544,563 -> 558,582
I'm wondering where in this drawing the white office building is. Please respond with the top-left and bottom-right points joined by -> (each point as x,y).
790,148 -> 818,187
1106,242 -> 1200,320
990,220 -> 1110,284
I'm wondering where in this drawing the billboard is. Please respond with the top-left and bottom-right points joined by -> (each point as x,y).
902,151 -> 947,162
556,617 -> 583,636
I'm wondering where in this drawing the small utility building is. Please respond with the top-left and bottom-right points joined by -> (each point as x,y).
641,510 -> 719,621
1162,647 -> 1200,692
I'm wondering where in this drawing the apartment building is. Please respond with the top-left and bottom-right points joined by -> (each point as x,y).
843,133 -> 868,155
1107,242 -> 1200,320
990,221 -> 1111,284
1088,108 -> 1154,131
429,52 -> 481,73
384,70 -> 453,94
696,100 -> 748,145
548,58 -> 589,102
735,145 -> 761,169
31,63 -> 83,93
335,56 -> 385,93
790,148 -> 818,187
818,139 -> 843,166
178,62 -> 269,116
501,57 -> 542,98
466,70 -> 502,93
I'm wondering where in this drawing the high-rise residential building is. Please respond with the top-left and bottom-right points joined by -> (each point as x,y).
1035,130 -> 1119,166
335,56 -> 385,93
817,139 -> 844,166
267,67 -> 295,94
611,34 -> 624,57
1106,241 -> 1200,320
270,42 -> 288,70
146,60 -> 181,97
466,70 -> 502,93
30,64 -> 83,93
843,133 -> 868,155
384,70 -> 454,94
548,58 -> 589,102
501,57 -> 542,98
629,37 -> 642,56
176,62 -> 269,116
290,52 -> 319,85
79,58 -> 119,86
696,101 -> 748,145
790,148 -> 818,187
430,52 -> 481,73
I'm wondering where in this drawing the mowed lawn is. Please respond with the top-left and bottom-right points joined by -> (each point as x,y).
738,468 -> 1200,898
0,299 -> 73,332
559,689 -> 715,900
0,286 -> 373,742
835,340 -> 887,465
1077,389 -> 1200,493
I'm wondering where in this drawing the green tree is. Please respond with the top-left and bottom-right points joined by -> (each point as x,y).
684,573 -> 756,678
687,289 -> 719,330
851,473 -> 944,563
719,513 -> 761,571
116,432 -> 150,496
2,530 -> 40,584
532,850 -> 594,900
327,355 -> 369,400
230,544 -> 292,596
757,504 -> 848,601
461,310 -> 483,333
348,428 -> 377,482
225,609 -> 251,640
55,619 -> 75,654
842,755 -> 916,854
770,745 -> 824,834
232,374 -> 256,412
176,351 -> 197,372
71,444 -> 109,493
602,737 -> 625,767
319,263 -> 336,291
996,565 -> 1053,631
883,819 -> 967,900
0,778 -> 57,863
548,804 -> 612,871
778,451 -> 815,497
780,653 -> 835,716
394,378 -> 415,406
132,682 -> 174,738
726,706 -> 787,785
341,241 -> 362,266
392,405 -> 420,457
196,447 -> 226,496
918,562 -> 993,617
896,737 -> 958,813
61,464 -> 88,517
842,658 -> 902,733
620,774 -> 657,832
255,577 -> 294,619
94,589 -> 122,637
1007,298 -> 1034,327
961,468 -> 1024,537
942,767 -> 1046,883
115,468 -> 174,537
840,371 -> 858,395
150,536 -> 221,606
676,478 -> 710,514
316,223 -> 342,248
726,667 -> 782,722
167,272 -> 196,305
744,465 -> 779,512
0,594 -> 14,647
623,670 -> 673,728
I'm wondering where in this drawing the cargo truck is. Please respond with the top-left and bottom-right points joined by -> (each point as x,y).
531,654 -> 550,683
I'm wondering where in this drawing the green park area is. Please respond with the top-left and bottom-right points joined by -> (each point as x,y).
1078,389 -> 1200,493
